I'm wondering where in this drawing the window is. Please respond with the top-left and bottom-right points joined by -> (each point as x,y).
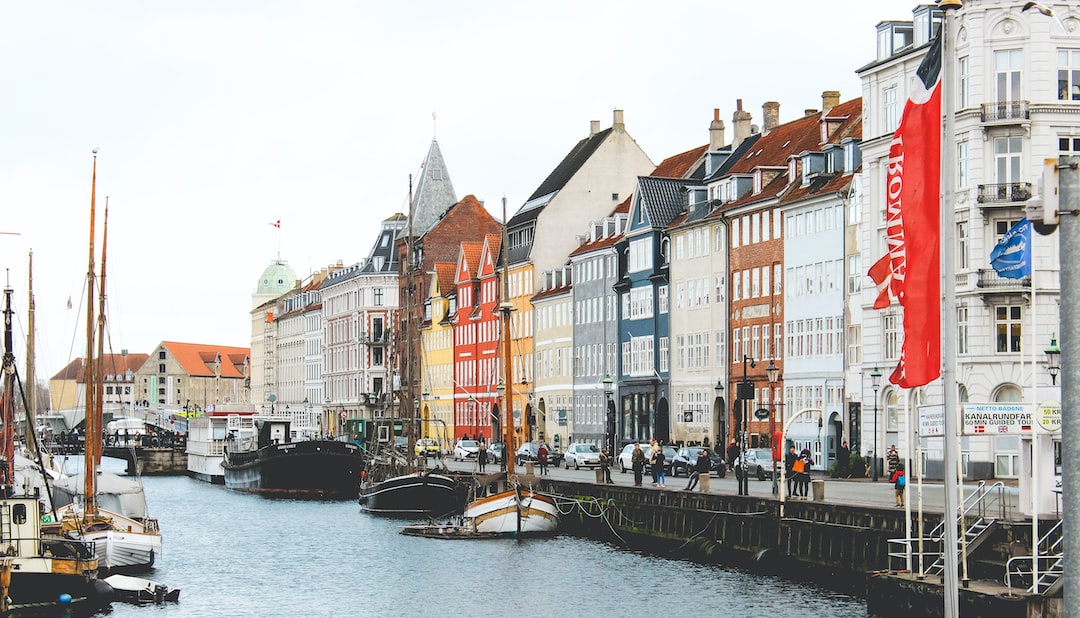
731,218 -> 740,249
995,136 -> 1023,184
847,324 -> 861,365
957,222 -> 969,271
995,218 -> 1024,243
995,49 -> 1023,103
774,264 -> 782,295
958,56 -> 970,108
732,272 -> 741,301
1058,49 -> 1080,100
658,285 -> 669,314
1060,136 -> 1080,155
884,312 -> 900,360
996,305 -> 1023,353
957,141 -> 969,189
957,303 -> 969,355
628,237 -> 653,273
847,254 -> 862,294
883,86 -> 899,132
373,287 -> 383,306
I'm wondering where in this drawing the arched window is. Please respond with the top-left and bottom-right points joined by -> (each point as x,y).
993,384 -> 1023,402
885,388 -> 901,432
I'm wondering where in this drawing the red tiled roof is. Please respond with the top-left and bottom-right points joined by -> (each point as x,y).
652,145 -> 706,178
161,341 -> 250,378
62,353 -> 150,383
434,262 -> 457,297
457,241 -> 483,282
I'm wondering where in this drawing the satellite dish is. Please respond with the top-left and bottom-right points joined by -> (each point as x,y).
267,394 -> 277,403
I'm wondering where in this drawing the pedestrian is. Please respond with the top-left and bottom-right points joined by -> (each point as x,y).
477,441 -> 488,473
632,443 -> 646,486
685,449 -> 711,491
599,448 -> 614,484
537,443 -> 549,475
837,440 -> 851,478
886,445 -> 900,480
890,462 -> 907,507
654,445 -> 667,488
797,449 -> 814,499
784,445 -> 798,496
649,440 -> 660,485
727,440 -> 741,470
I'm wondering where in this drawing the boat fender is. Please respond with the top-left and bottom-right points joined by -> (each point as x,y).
58,593 -> 72,604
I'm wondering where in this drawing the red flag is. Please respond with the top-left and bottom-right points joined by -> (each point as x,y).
868,35 -> 942,389
270,220 -> 281,228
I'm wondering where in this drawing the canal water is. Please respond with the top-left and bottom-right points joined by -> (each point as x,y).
95,470 -> 870,618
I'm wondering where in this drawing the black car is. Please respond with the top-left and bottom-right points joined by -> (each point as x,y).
514,442 -> 563,467
669,446 -> 726,478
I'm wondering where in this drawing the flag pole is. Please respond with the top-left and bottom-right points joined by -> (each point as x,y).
939,2 -> 963,616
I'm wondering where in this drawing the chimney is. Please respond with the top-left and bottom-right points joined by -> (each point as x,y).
590,120 -> 601,136
612,109 -> 625,131
732,99 -> 752,149
762,101 -> 780,133
804,108 -> 818,117
822,90 -> 841,112
709,108 -> 726,150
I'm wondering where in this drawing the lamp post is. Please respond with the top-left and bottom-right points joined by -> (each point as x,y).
714,379 -> 724,449
1045,335 -> 1061,385
870,367 -> 882,482
737,355 -> 756,496
766,359 -> 780,496
603,374 -> 614,454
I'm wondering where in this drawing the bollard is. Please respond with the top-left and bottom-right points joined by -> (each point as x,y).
699,474 -> 711,493
595,468 -> 605,484
525,462 -> 535,476
812,479 -> 825,501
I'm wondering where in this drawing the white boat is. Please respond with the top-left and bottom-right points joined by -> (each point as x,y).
104,574 -> 180,604
463,485 -> 559,536
48,501 -> 163,573
187,411 -> 254,484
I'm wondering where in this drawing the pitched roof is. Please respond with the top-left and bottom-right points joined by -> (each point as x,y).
406,139 -> 459,237
568,195 -> 631,257
635,176 -> 689,229
651,145 -> 707,179
160,342 -> 250,378
433,262 -> 457,298
55,353 -> 150,383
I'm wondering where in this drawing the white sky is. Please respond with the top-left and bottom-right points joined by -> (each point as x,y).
1,0 -> 917,383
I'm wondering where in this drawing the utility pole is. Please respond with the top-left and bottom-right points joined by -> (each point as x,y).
1056,156 -> 1078,614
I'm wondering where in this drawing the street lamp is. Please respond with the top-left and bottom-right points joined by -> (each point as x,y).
870,367 -> 883,482
603,374 -> 614,454
736,355 -> 756,496
1045,335 -> 1061,385
766,359 -> 780,496
714,379 -> 724,449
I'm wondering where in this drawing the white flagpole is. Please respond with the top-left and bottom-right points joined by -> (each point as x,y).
1030,231 -> 1040,590
939,2 -> 963,616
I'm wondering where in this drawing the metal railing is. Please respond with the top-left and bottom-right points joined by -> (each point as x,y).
980,100 -> 1030,122
976,268 -> 1031,290
976,182 -> 1033,204
1005,520 -> 1064,595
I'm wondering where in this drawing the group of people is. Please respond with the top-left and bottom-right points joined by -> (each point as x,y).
785,445 -> 814,498
627,439 -> 667,487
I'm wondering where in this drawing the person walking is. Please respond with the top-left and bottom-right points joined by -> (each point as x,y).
684,449 -> 711,491
632,443 -> 645,486
890,462 -> 907,507
799,449 -> 814,499
784,445 -> 798,496
477,441 -> 488,473
836,440 -> 851,478
727,439 -> 740,470
537,443 -> 549,475
649,440 -> 661,485
886,445 -> 900,481
599,448 -> 614,484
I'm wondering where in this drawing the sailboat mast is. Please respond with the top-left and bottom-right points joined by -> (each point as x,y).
84,150 -> 98,514
25,251 -> 38,456
500,196 -> 515,477
404,175 -> 416,469
1,281 -> 16,489
95,199 -> 109,471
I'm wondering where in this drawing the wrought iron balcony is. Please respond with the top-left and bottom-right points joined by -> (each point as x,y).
976,268 -> 1030,291
358,332 -> 389,345
977,182 -> 1032,204
980,100 -> 1030,123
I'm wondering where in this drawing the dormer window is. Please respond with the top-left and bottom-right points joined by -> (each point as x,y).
753,170 -> 762,194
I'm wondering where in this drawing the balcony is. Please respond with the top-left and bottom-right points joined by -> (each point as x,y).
977,182 -> 1032,205
358,332 -> 389,345
976,268 -> 1030,293
980,100 -> 1030,123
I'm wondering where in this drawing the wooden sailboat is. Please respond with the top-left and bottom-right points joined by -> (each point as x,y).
43,153 -> 163,573
0,272 -> 114,612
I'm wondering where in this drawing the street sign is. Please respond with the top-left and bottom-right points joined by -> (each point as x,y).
339,410 -> 346,420
918,405 -> 944,436
754,408 -> 770,420
962,403 -> 1032,435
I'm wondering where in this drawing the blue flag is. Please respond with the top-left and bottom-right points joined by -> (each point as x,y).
990,218 -> 1032,279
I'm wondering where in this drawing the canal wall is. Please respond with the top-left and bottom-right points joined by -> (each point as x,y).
538,479 -> 1059,616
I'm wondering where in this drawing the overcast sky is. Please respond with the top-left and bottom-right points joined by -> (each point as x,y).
1,0 -> 917,383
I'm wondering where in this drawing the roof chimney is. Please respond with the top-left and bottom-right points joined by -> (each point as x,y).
822,90 -> 841,112
804,109 -> 818,117
590,120 -> 601,136
732,99 -> 752,149
762,101 -> 780,133
612,109 -> 625,131
709,108 -> 726,150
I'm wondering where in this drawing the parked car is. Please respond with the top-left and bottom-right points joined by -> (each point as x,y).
453,439 -> 480,461
415,438 -> 441,458
515,442 -> 562,467
735,447 -> 775,481
393,435 -> 408,454
669,446 -> 726,478
617,443 -> 676,474
486,442 -> 504,464
562,443 -> 601,470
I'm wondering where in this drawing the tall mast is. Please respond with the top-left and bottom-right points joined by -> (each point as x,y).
95,198 -> 109,472
500,196 -> 515,477
405,175 -> 416,469
2,279 -> 16,491
25,251 -> 38,456
84,150 -> 98,514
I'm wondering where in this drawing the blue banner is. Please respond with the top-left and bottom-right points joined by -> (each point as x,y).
990,218 -> 1032,279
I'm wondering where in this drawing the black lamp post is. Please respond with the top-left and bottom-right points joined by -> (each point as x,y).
737,355 -> 756,496
714,378 -> 724,449
766,359 -> 780,496
870,367 -> 882,481
603,373 -> 614,454
1046,336 -> 1062,385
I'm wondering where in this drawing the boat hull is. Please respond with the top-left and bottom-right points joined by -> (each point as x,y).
6,571 -> 114,613
358,472 -> 460,517
223,440 -> 363,499
463,488 -> 559,536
